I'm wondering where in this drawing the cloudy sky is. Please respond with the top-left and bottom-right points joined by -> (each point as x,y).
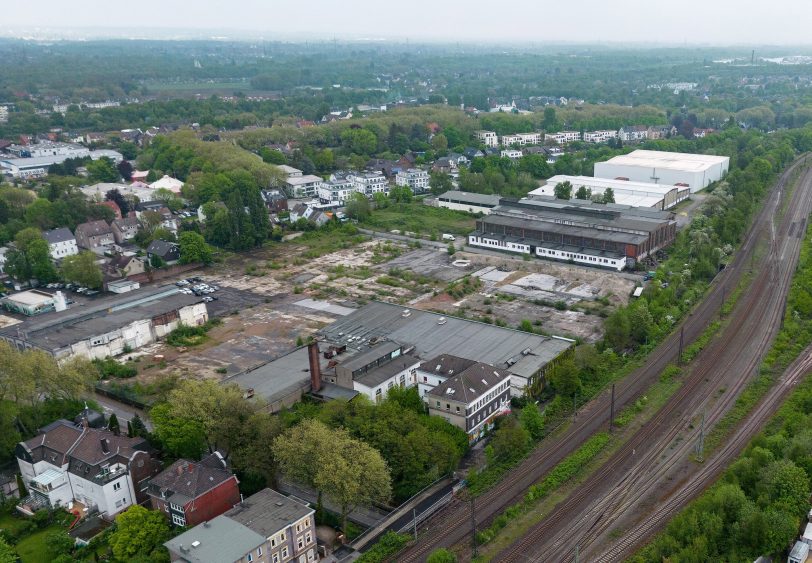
4,0 -> 812,45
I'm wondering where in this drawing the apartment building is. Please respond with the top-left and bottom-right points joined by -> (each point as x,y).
474,130 -> 498,148
544,131 -> 582,144
348,171 -> 389,196
583,130 -> 618,143
395,168 -> 430,194
43,228 -> 78,260
500,132 -> 541,146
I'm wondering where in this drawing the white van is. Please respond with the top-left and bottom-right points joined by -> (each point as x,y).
442,233 -> 456,241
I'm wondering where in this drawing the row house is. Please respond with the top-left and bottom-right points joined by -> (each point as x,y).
165,488 -> 317,563
501,149 -> 523,160
395,168 -> 430,194
75,220 -> 114,250
15,417 -> 159,519
544,131 -> 582,144
111,217 -> 140,244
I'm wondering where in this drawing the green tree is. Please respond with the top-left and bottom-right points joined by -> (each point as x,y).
46,530 -> 74,559
430,171 -> 453,195
548,357 -> 581,397
275,419 -> 391,534
150,402 -> 207,459
341,128 -> 378,156
553,181 -> 573,200
431,133 -> 449,154
488,417 -> 531,463
24,198 -> 54,229
519,402 -> 545,441
109,505 -> 171,562
259,147 -> 287,164
178,231 -> 213,265
6,229 -> 57,283
345,192 -> 371,221
107,412 -> 120,436
603,187 -> 615,204
575,186 -> 592,200
61,251 -> 103,289
86,157 -> 120,183
152,188 -> 183,212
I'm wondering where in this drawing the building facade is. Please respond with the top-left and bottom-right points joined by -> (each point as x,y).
43,228 -> 78,259
500,132 -> 541,146
395,168 -> 430,194
583,130 -> 618,143
75,220 -> 114,249
474,130 -> 498,148
349,171 -> 389,197
593,150 -> 730,193
544,131 -> 581,144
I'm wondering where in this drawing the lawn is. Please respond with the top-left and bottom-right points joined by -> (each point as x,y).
0,513 -> 30,537
15,523 -> 63,563
361,202 -> 477,237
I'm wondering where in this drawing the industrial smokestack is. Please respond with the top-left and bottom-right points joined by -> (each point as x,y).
308,341 -> 322,393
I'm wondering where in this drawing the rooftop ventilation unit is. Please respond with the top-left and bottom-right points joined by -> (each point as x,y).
521,348 -> 532,356
401,309 -> 411,317
437,317 -> 447,325
191,541 -> 201,548
445,388 -> 455,395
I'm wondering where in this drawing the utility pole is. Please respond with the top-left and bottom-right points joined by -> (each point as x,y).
696,411 -> 705,462
470,496 -> 478,558
609,384 -> 616,434
678,326 -> 685,365
573,393 -> 578,420
575,543 -> 580,563
412,508 -> 417,541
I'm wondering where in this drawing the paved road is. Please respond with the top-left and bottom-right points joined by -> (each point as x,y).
91,391 -> 153,431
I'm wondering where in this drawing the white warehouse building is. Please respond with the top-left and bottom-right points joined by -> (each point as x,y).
593,150 -> 730,193
533,175 -> 691,210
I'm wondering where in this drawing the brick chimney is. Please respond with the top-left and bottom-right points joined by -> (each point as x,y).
308,341 -> 322,393
100,438 -> 110,454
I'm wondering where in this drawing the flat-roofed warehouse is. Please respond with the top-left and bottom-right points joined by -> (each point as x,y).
593,150 -> 730,193
532,175 -> 690,210
469,196 -> 676,271
433,190 -> 501,215
0,286 -> 207,360
226,301 -> 573,410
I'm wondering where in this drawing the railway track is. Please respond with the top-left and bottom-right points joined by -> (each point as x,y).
395,155 -> 811,563
493,158 -> 812,562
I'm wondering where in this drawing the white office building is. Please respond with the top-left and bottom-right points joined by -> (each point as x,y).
349,171 -> 389,196
594,150 -> 730,193
532,175 -> 691,210
318,178 -> 355,205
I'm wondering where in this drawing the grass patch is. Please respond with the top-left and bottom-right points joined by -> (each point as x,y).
360,202 -> 476,237
356,531 -> 411,563
165,319 -> 222,347
15,523 -> 63,563
291,224 -> 369,259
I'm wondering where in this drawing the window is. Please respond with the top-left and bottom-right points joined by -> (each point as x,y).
113,482 -> 121,491
170,502 -> 183,512
298,537 -> 304,549
282,547 -> 289,558
296,523 -> 301,533
273,555 -> 280,563
455,406 -> 460,413
304,518 -> 310,527
247,553 -> 253,563
271,537 -> 276,547
258,547 -> 263,556
305,533 -> 312,545
172,513 -> 186,526
280,533 -> 285,541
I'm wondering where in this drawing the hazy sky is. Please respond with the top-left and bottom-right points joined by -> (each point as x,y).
4,0 -> 812,45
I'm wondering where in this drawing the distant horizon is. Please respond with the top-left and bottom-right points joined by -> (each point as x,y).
1,27 -> 812,52
4,0 -> 812,46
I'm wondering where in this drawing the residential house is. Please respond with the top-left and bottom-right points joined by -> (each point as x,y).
0,247 -> 8,274
474,130 -> 498,148
165,488 -> 317,563
130,170 -> 150,183
583,130 -> 618,143
276,165 -> 302,178
75,220 -> 114,250
646,125 -> 676,140
693,128 -> 715,139
365,159 -> 401,178
432,157 -> 456,174
111,217 -> 140,244
463,147 -> 485,160
43,228 -> 78,260
395,168 -> 430,194
425,361 -> 512,442
500,132 -> 542,146
318,177 -> 355,205
261,189 -> 289,213
618,125 -> 649,142
147,452 -> 240,528
501,149 -> 523,160
544,131 -> 581,144
147,240 -> 180,265
285,175 -> 324,198
106,254 -> 146,277
15,418 -> 160,519
348,171 -> 389,197
448,153 -> 469,167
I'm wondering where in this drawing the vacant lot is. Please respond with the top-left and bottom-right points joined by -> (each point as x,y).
360,202 -> 477,237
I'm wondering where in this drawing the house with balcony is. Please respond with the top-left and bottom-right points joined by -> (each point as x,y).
15,418 -> 159,519
111,217 -> 140,244
395,168 -> 430,194
147,453 -> 240,528
75,220 -> 114,250
348,171 -> 389,197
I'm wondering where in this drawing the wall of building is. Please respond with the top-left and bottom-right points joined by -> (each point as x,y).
353,363 -> 419,402
535,247 -> 626,271
436,200 -> 494,215
468,234 -> 531,254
